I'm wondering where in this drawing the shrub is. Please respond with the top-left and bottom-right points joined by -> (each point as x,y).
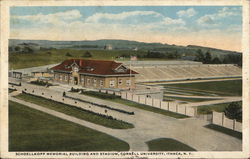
82,91 -> 119,99
65,52 -> 72,57
82,51 -> 92,58
224,102 -> 242,122
30,80 -> 52,87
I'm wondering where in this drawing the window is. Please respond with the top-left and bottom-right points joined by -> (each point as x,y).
65,75 -> 68,81
126,80 -> 131,86
73,66 -> 79,72
81,76 -> 84,83
69,76 -> 73,83
100,80 -> 103,86
87,79 -> 90,85
93,79 -> 97,87
109,80 -> 115,87
59,75 -> 62,81
118,79 -> 122,85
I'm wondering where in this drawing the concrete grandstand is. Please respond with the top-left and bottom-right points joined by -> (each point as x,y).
122,61 -> 242,82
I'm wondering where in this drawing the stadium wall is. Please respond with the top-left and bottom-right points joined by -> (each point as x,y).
212,111 -> 242,132
119,91 -> 197,117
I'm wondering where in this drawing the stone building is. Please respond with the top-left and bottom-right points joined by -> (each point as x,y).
50,59 -> 138,89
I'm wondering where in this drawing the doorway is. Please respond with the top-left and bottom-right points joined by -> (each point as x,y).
74,77 -> 78,85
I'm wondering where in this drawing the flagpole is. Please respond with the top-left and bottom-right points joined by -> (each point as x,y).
130,55 -> 132,91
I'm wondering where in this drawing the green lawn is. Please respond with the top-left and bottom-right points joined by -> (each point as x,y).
9,49 -> 148,69
146,138 -> 196,151
205,124 -> 242,140
163,80 -> 242,96
164,96 -> 215,103
15,93 -> 134,129
81,91 -> 188,119
9,101 -> 130,151
197,102 -> 242,115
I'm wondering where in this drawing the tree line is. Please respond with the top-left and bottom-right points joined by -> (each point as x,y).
194,49 -> 242,66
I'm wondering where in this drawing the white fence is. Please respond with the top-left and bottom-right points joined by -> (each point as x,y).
212,111 -> 242,132
118,91 -> 197,117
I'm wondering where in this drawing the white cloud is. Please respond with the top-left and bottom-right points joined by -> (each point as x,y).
85,11 -> 162,23
177,8 -> 197,18
197,15 -> 216,26
11,10 -> 82,24
197,7 -> 240,26
163,17 -> 185,25
217,7 -> 240,18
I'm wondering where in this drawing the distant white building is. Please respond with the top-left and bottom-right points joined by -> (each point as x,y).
133,47 -> 138,51
105,44 -> 113,50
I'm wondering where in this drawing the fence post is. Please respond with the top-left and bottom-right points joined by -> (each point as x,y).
233,119 -> 236,130
176,103 -> 178,112
222,113 -> 225,126
211,111 -> 214,124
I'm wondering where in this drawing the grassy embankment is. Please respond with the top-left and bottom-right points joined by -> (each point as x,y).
15,93 -> 134,129
197,102 -> 242,115
9,101 -> 130,151
163,80 -> 242,114
164,96 -> 215,103
163,80 -> 242,97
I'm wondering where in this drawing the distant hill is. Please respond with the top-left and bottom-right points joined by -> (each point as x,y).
9,39 -> 241,58
9,39 -> 168,50
187,45 -> 240,54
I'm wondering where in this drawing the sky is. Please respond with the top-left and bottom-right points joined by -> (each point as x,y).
10,6 -> 242,51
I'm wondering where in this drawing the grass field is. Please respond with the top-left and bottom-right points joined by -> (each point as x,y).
197,101 -> 242,115
164,96 -> 215,103
205,124 -> 242,140
163,80 -> 242,96
146,138 -> 196,151
81,91 -> 188,119
9,101 -> 129,151
15,93 -> 134,129
9,49 -> 173,69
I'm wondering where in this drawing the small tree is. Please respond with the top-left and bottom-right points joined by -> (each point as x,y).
224,102 -> 242,121
195,49 -> 205,63
212,57 -> 221,64
204,51 -> 212,64
82,51 -> 92,58
65,52 -> 72,57
14,46 -> 21,52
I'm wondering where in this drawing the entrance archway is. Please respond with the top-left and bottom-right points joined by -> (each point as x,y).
74,77 -> 78,85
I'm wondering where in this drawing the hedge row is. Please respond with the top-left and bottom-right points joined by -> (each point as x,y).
65,94 -> 134,115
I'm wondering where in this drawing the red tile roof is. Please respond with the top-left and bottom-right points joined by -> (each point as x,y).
50,59 -> 138,76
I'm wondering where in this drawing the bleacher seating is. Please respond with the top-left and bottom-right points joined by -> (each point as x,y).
132,64 -> 242,82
